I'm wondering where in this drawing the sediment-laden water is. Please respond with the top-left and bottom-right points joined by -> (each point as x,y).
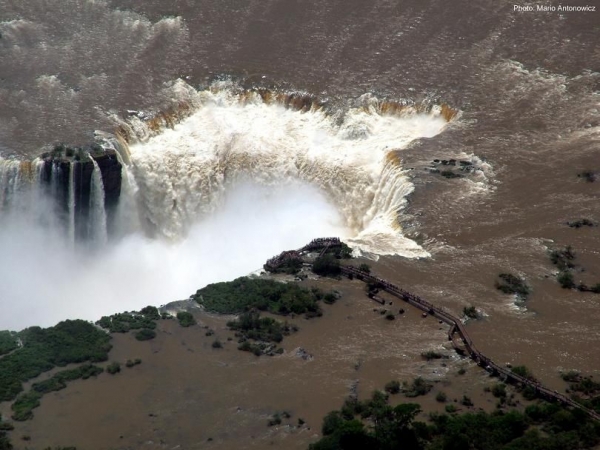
0,0 -> 599,448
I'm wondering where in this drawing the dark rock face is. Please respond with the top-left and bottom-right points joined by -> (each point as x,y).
39,149 -> 122,240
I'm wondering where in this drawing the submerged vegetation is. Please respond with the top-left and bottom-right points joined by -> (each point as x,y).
12,363 -> 103,421
193,277 -> 329,317
495,273 -> 531,300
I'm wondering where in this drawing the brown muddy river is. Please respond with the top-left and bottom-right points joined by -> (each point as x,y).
0,0 -> 599,448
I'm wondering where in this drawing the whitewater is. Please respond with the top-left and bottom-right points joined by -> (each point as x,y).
0,83 -> 451,329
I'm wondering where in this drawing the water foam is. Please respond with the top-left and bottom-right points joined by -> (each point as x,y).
120,86 -> 448,257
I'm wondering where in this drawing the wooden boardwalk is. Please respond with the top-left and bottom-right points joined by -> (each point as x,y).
265,238 -> 600,422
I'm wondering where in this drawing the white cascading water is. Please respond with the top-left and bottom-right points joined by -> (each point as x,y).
89,159 -> 108,245
67,161 -> 76,246
0,84 -> 451,329
119,85 -> 448,256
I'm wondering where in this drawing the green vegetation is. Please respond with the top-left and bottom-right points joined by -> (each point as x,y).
312,254 -> 342,277
267,257 -> 303,275
32,364 -> 103,395
268,413 -> 282,427
125,358 -> 142,368
495,273 -> 531,300
358,263 -> 371,273
134,329 -> 156,341
511,365 -> 537,382
404,377 -> 433,398
578,170 -> 597,182
463,306 -> 479,319
549,246 -> 576,271
0,331 -> 18,356
176,311 -> 196,327
212,340 -> 223,349
96,306 -> 160,333
567,219 -> 595,228
440,170 -> 463,179
557,270 -> 576,289
11,363 -> 103,421
436,392 -> 447,403
193,277 -> 325,317
461,395 -> 474,407
384,380 -> 401,395
0,320 -> 111,402
421,350 -> 446,361
491,383 -> 507,399
106,362 -> 121,375
228,310 -> 294,344
310,388 -> 600,450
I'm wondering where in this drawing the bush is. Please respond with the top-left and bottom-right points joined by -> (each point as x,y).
495,273 -> 531,300
125,359 -> 142,368
491,383 -> 507,398
463,306 -> 478,319
312,254 -> 341,277
461,395 -> 473,407
227,311 -> 293,343
557,271 -> 575,289
385,313 -> 396,321
0,320 -> 112,402
135,329 -> 156,341
193,277 -> 323,316
106,362 -> 121,375
421,350 -> 445,361
212,340 -> 222,349
404,377 -> 432,397
436,392 -> 447,403
176,311 -> 196,327
384,380 -> 401,394
358,263 -> 371,273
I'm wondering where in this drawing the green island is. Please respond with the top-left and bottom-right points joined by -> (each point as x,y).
192,276 -> 330,316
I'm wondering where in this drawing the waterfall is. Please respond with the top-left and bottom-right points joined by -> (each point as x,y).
89,159 -> 108,245
67,162 -> 76,246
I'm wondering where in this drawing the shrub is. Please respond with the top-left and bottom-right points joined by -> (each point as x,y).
385,313 -> 396,321
492,383 -> 507,398
436,392 -> 447,403
193,277 -> 322,316
212,340 -> 222,349
495,273 -> 531,300
0,320 -> 111,402
421,350 -> 445,361
268,413 -> 282,427
125,359 -> 142,368
461,395 -> 473,407
404,377 -> 432,397
458,368 -> 466,375
135,329 -> 156,341
557,271 -> 575,289
384,380 -> 401,394
106,362 -> 120,375
176,311 -> 196,327
312,254 -> 341,277
445,404 -> 457,413
463,306 -> 478,319
358,263 -> 371,273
